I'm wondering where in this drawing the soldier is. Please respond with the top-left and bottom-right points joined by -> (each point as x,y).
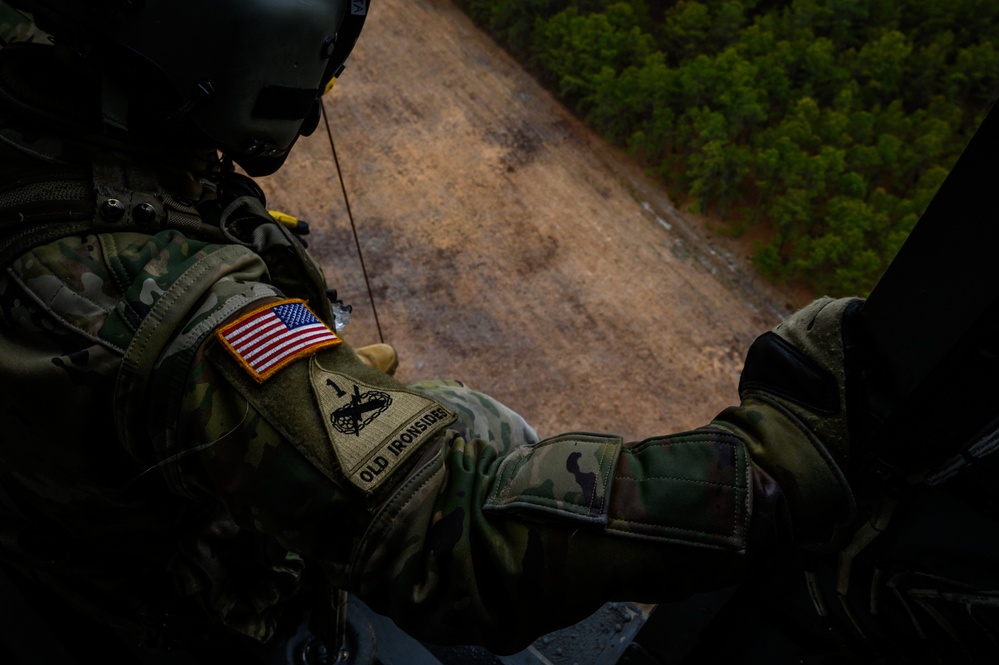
0,0 -> 866,662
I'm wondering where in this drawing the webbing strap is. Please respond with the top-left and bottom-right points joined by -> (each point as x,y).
0,160 -> 227,267
0,168 -> 94,266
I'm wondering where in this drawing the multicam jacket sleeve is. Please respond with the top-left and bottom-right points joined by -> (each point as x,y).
176,291 -> 792,653
1,219 -> 791,654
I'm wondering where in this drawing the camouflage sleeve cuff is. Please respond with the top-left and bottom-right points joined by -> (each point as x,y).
607,430 -> 753,550
483,433 -> 622,524
482,430 -> 753,551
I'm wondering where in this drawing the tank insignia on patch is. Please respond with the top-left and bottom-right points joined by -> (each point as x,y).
311,361 -> 456,492
216,298 -> 341,383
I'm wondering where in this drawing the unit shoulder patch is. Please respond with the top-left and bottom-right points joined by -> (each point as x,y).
310,359 -> 456,492
215,298 -> 341,383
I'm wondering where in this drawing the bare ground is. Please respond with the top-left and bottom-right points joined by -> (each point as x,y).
260,0 -> 812,443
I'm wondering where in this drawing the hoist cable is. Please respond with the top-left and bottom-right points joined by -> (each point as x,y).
321,99 -> 385,344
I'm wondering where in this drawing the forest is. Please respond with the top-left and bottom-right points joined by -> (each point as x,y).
452,0 -> 999,296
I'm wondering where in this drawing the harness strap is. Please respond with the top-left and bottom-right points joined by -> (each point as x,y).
0,166 -> 94,266
0,158 -> 231,266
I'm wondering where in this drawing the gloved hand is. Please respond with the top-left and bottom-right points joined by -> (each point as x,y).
713,296 -> 866,549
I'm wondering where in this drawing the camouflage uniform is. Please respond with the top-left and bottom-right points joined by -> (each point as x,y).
0,71 -> 857,660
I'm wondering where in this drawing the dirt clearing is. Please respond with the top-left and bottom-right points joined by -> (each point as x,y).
261,0 -> 809,443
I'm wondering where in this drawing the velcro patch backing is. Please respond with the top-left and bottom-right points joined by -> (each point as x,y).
311,360 -> 456,492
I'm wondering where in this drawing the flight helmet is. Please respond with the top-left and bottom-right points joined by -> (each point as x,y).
4,0 -> 369,174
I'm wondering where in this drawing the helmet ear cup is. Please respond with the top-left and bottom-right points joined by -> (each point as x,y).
300,100 -> 322,138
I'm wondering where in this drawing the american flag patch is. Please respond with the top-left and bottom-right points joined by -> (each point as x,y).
215,299 -> 341,383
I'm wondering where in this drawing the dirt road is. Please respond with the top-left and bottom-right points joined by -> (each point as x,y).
261,0 -> 809,442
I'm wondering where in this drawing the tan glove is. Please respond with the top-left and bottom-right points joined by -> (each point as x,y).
355,343 -> 399,376
713,297 -> 866,549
